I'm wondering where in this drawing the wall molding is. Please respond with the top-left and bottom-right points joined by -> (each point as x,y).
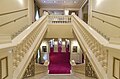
113,57 -> 120,79
92,10 -> 120,19
0,57 -> 8,79
0,15 -> 27,27
92,16 -> 120,29
0,8 -> 28,16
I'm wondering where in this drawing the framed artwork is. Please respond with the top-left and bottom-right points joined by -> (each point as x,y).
42,46 -> 47,52
73,46 -> 77,52
0,57 -> 8,79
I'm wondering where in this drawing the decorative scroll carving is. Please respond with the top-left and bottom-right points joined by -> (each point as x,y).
22,56 -> 35,79
85,56 -> 97,78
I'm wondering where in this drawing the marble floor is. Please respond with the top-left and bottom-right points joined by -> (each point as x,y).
25,73 -> 96,79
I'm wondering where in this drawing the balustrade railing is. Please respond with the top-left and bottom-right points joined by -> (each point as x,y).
0,14 -> 120,79
12,24 -> 40,71
72,13 -> 120,79
48,15 -> 71,24
72,13 -> 109,79
13,13 -> 48,79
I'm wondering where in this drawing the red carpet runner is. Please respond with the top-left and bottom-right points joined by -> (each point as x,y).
48,47 -> 71,74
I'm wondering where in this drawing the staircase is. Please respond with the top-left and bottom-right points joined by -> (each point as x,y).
0,13 -> 120,79
72,63 -> 85,74
35,63 -> 47,75
49,41 -> 71,74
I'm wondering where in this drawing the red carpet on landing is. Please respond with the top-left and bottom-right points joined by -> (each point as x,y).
48,44 -> 71,74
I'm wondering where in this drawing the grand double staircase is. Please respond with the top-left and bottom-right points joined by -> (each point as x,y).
0,12 -> 120,79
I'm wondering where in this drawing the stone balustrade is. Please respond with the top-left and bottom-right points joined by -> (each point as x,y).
72,13 -> 109,79
48,15 -> 71,24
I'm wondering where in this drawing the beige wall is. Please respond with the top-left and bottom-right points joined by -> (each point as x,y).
45,25 -> 74,38
78,0 -> 120,40
88,0 -> 120,78
90,0 -> 120,39
108,48 -> 120,79
28,0 -> 35,24
0,0 -> 35,36
0,0 -> 27,13
0,0 -> 35,77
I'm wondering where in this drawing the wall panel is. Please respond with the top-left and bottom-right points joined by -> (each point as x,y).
45,25 -> 74,38
0,0 -> 28,14
90,0 -> 120,40
0,0 -> 29,39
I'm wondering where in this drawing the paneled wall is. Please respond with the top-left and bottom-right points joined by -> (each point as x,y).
0,0 -> 35,38
90,0 -> 120,41
0,48 -> 13,79
108,48 -> 120,79
83,0 -> 120,78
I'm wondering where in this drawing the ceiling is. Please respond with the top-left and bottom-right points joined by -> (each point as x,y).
36,0 -> 85,8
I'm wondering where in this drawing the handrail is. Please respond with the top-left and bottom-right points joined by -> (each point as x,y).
0,15 -> 27,27
92,16 -> 120,29
0,8 -> 28,16
92,10 -> 120,19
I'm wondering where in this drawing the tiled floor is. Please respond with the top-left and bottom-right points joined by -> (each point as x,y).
25,73 -> 96,79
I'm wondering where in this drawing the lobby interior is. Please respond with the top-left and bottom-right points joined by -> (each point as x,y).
0,0 -> 120,79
